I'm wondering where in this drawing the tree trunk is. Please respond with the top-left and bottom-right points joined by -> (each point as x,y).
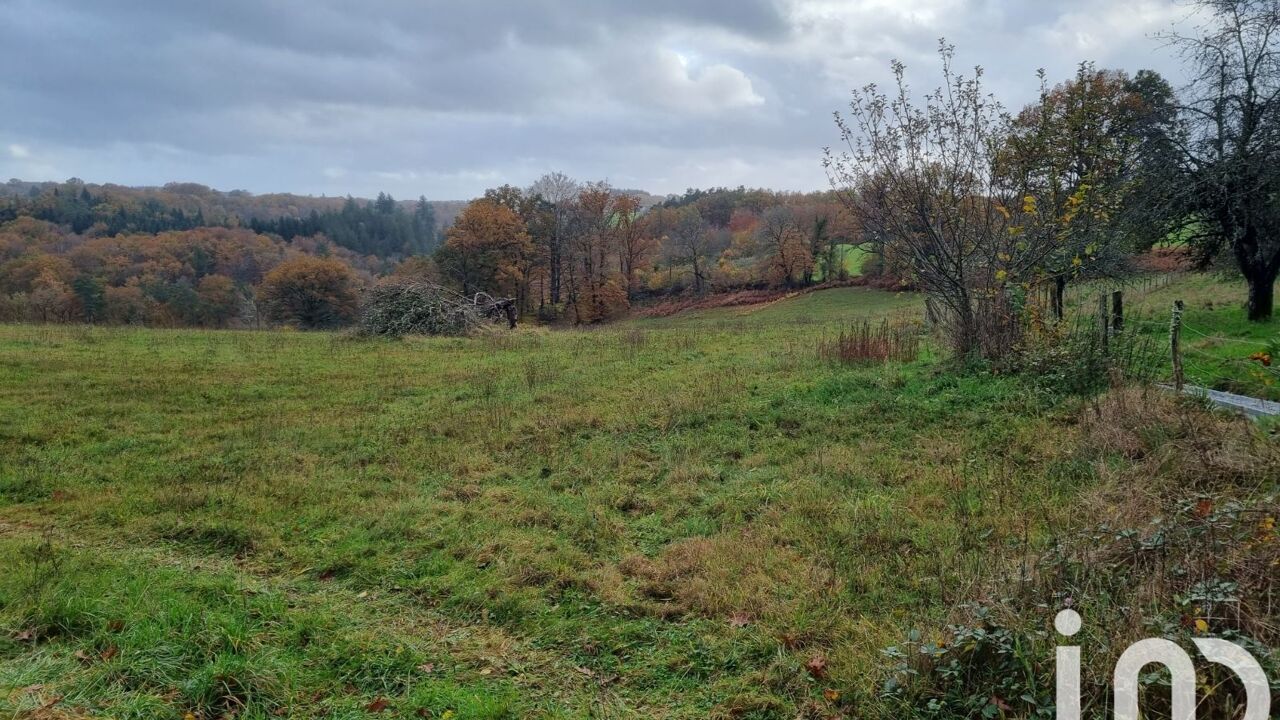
1246,271 -> 1275,321
1052,275 -> 1066,321
549,238 -> 562,305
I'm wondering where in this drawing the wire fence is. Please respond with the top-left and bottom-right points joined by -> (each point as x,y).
1033,273 -> 1278,401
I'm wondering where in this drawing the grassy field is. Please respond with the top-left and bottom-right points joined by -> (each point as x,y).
1050,273 -> 1280,400
1125,273 -> 1280,400
812,245 -> 869,282
0,282 -> 1275,719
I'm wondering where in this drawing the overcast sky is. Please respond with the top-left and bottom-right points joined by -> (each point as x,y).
0,0 -> 1202,200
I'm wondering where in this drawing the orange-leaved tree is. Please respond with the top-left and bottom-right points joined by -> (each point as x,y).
434,199 -> 534,300
257,256 -> 360,329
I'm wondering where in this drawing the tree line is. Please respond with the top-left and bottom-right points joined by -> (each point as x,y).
0,179 -> 880,330
0,181 -> 439,259
427,177 -> 875,323
0,216 -> 380,328
248,193 -> 437,257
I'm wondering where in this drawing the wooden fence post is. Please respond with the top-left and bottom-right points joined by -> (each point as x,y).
1111,290 -> 1124,334
1171,300 -> 1185,392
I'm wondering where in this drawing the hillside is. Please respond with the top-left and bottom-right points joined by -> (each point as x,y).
0,179 -> 464,232
1,279 -> 1274,718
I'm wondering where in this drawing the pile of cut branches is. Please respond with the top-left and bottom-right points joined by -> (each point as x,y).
359,280 -> 515,337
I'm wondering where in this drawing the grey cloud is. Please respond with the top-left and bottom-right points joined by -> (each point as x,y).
0,0 -> 1196,199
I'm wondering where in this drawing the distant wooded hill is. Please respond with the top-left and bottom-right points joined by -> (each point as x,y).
0,180 -> 662,228
0,179 -> 465,258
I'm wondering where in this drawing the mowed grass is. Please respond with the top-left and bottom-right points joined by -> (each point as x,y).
0,286 -> 1174,718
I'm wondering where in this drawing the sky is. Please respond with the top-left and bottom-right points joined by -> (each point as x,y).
0,0 -> 1203,201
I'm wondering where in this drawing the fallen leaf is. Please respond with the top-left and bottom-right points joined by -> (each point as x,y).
479,667 -> 493,676
73,649 -> 93,663
417,663 -> 435,674
990,695 -> 1013,712
574,666 -> 595,677
1195,619 -> 1210,633
728,613 -> 751,629
356,590 -> 369,599
805,654 -> 828,679
100,645 -> 119,662
823,688 -> 841,702
1194,499 -> 1213,518
14,629 -> 34,642
365,697 -> 390,712
107,619 -> 125,632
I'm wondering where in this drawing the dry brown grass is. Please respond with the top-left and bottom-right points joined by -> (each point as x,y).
602,530 -> 845,640
892,385 -> 1279,719
1080,385 -> 1280,493
816,319 -> 921,365
1070,386 -> 1280,643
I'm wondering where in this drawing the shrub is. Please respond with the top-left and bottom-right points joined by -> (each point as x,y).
1017,315 -> 1161,397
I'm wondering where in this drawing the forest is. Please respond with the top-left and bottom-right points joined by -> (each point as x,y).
0,176 -> 881,328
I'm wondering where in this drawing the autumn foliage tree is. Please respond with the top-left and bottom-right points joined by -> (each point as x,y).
611,193 -> 656,297
257,256 -> 360,329
433,199 -> 534,301
564,184 -> 631,323
1005,63 -> 1146,318
755,206 -> 812,288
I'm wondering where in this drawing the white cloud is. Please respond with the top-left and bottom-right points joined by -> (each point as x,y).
8,144 -> 30,159
1038,1 -> 1191,55
634,49 -> 765,114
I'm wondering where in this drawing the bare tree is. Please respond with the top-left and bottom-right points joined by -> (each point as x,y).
825,43 -> 1054,358
529,171 -> 579,306
1159,0 -> 1280,320
669,206 -> 713,294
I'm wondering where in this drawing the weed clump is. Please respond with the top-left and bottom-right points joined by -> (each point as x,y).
817,320 -> 921,365
1017,315 -> 1161,397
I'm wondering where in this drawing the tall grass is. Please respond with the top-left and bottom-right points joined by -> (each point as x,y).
817,319 -> 921,364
